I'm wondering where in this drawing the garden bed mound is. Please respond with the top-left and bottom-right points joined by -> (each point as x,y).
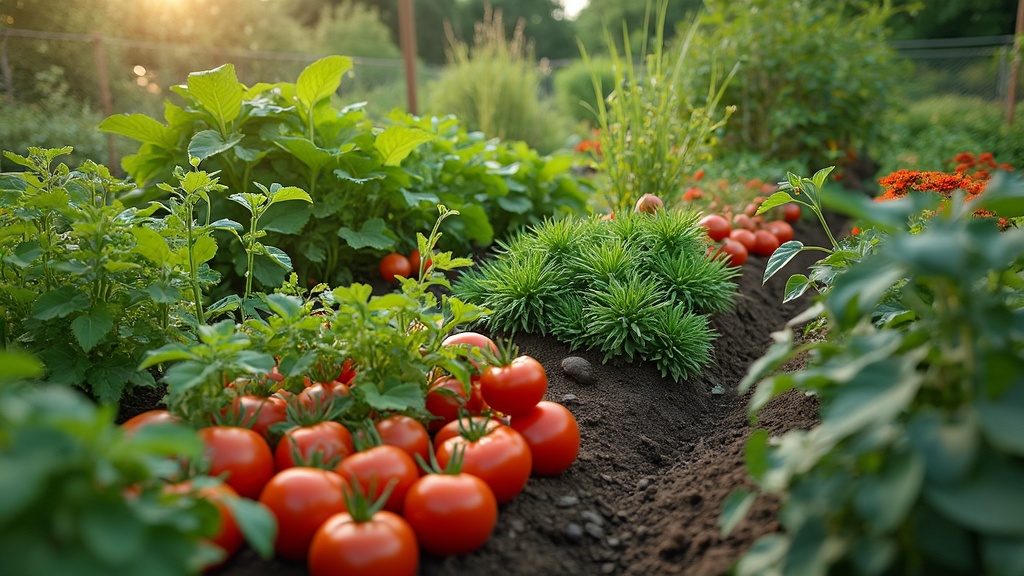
212,218 -> 833,576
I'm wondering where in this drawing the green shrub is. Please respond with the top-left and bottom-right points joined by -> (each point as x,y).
426,10 -> 569,153
453,209 -> 737,382
0,67 -> 107,168
689,0 -> 904,169
552,57 -> 615,125
872,95 -> 1024,177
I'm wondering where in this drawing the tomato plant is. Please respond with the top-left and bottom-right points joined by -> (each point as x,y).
509,401 -> 580,476
436,423 -> 532,504
379,253 -> 413,283
432,416 -> 505,450
258,467 -> 348,562
274,421 -> 354,470
198,426 -> 275,500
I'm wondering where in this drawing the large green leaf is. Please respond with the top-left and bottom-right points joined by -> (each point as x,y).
71,306 -> 115,353
924,448 -> 1024,536
358,381 -> 425,412
188,130 -> 244,162
0,351 -> 44,383
783,274 -> 812,303
817,359 -> 921,444
976,381 -> 1024,456
187,64 -> 243,128
98,114 -> 177,149
972,171 -> 1024,219
32,287 -> 90,320
374,126 -> 436,166
337,218 -> 395,250
222,494 -> 277,559
907,409 -> 980,484
763,240 -> 805,284
274,137 -> 336,173
720,490 -> 756,537
296,56 -> 352,112
853,446 -> 925,533
268,186 -> 312,206
755,191 -> 798,215
80,499 -> 144,565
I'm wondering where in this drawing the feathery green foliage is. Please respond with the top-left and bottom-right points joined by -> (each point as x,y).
452,209 -> 739,382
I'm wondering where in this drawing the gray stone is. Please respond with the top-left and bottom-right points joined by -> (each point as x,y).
562,356 -> 597,385
565,522 -> 585,543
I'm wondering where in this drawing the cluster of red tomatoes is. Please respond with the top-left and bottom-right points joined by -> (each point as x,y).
121,332 -> 579,576
379,249 -> 432,283
699,202 -> 800,267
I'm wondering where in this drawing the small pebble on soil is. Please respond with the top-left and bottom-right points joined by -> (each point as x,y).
561,356 -> 596,385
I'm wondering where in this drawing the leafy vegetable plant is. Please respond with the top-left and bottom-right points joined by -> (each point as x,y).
454,209 -> 738,382
724,171 -> 1024,575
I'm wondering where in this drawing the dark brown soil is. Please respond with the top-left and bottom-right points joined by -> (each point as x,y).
196,217 -> 833,576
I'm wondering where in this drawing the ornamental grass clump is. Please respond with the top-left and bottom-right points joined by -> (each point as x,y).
452,208 -> 739,382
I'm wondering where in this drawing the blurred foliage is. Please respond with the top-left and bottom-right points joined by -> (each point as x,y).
426,9 -> 570,153
686,0 -> 905,170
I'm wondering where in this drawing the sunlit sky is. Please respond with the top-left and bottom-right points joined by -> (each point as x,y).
562,0 -> 589,19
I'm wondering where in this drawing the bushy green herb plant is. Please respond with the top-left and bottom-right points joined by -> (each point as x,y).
579,0 -> 736,215
723,171 -> 1024,575
453,209 -> 738,382
0,147 -> 181,403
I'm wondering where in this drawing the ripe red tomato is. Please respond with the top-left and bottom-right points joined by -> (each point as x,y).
478,355 -> 548,416
752,229 -> 781,257
375,415 -> 430,465
733,213 -> 756,231
308,510 -> 418,576
121,409 -> 179,432
710,238 -> 748,267
198,426 -> 275,500
782,203 -> 801,222
403,473 -> 498,556
698,214 -> 731,242
297,381 -> 351,411
436,426 -> 532,504
258,467 -> 348,561
425,377 -> 486,431
633,193 -> 664,214
228,395 -> 288,439
432,416 -> 505,450
335,445 -> 419,513
729,228 -> 757,251
408,249 -> 433,276
766,220 -> 794,243
441,331 -> 498,357
275,421 -> 354,470
509,401 -> 580,476
379,253 -> 412,283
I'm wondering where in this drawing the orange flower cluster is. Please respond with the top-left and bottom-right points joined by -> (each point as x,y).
574,139 -> 601,156
876,152 -> 1016,230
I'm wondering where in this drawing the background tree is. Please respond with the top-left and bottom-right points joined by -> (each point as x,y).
449,0 -> 578,60
885,0 -> 1018,40
572,0 -> 702,54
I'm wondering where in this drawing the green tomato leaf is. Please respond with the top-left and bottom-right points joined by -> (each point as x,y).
337,218 -> 395,250
268,186 -> 312,206
274,137 -> 336,173
259,202 -> 311,234
970,171 -> 1024,219
263,245 -> 293,270
982,535 -> 1024,576
374,126 -> 436,166
262,293 -> 304,320
924,447 -> 1024,536
191,235 -> 218,264
907,409 -> 980,484
80,498 -> 144,565
736,534 -> 789,576
782,274 -> 812,303
976,381 -> 1024,456
818,358 -> 921,444
187,64 -> 243,127
98,114 -> 177,149
335,168 -> 387,184
853,446 -> 925,533
497,195 -> 533,214
720,489 -> 756,537
71,305 -> 115,353
755,191 -> 798,215
358,381 -> 425,412
744,429 -> 770,481
32,286 -> 90,320
222,494 -> 277,559
0,350 -> 44,382
296,55 -> 352,111
188,130 -> 244,162
810,166 -> 835,189
763,241 -> 805,284
126,422 -> 203,460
